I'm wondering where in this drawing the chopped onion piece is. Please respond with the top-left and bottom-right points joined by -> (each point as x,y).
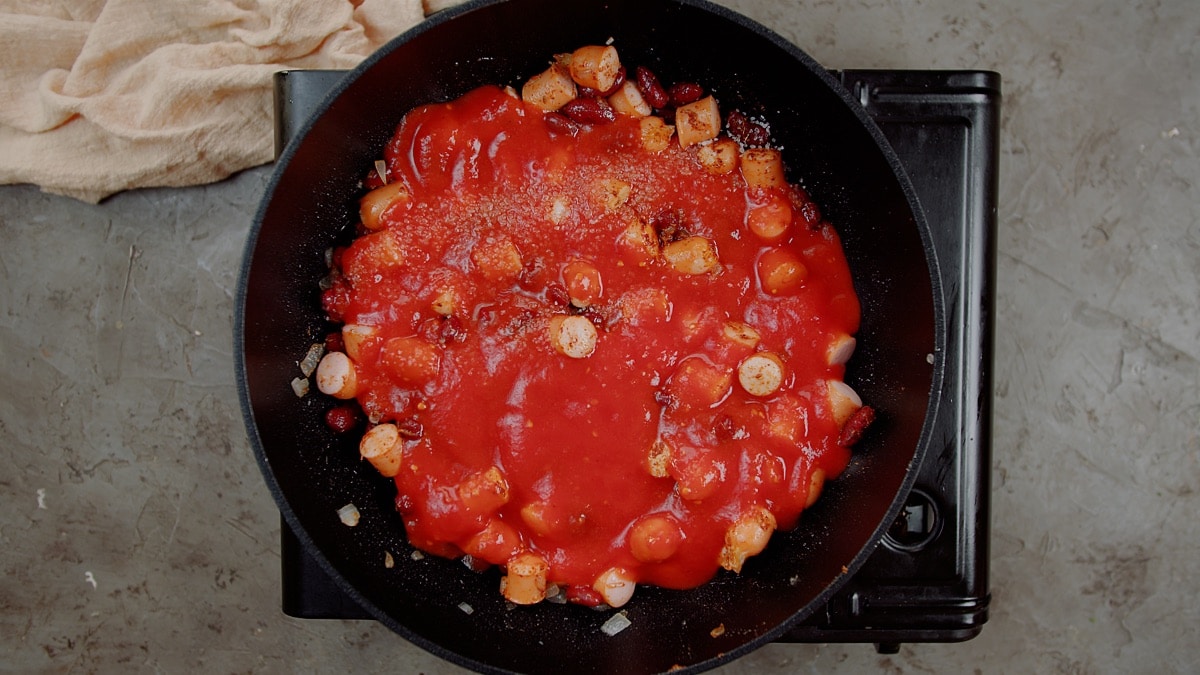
410,550 -> 425,561
337,503 -> 360,527
600,611 -> 632,636
374,159 -> 388,184
300,342 -> 325,377
545,583 -> 567,604
290,377 -> 310,398
384,551 -> 395,569
458,602 -> 474,615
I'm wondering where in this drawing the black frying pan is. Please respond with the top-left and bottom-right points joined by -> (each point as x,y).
236,0 -> 945,672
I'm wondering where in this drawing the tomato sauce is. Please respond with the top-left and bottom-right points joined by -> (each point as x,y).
322,84 -> 861,597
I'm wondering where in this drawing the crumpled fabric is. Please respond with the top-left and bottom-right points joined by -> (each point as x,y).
0,0 -> 459,203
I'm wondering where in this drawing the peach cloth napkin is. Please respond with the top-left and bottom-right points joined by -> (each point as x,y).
0,0 -> 462,203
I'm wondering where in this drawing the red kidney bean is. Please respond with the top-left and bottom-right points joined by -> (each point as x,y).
330,245 -> 347,269
726,109 -> 771,147
320,284 -> 350,324
837,405 -> 875,447
634,66 -> 670,109
325,404 -> 363,433
396,417 -> 424,440
667,82 -> 704,107
580,66 -> 628,98
787,187 -> 824,230
602,66 -> 627,97
579,305 -> 607,328
650,208 -> 689,246
418,315 -> 468,346
561,97 -> 617,125
543,112 -> 581,137
364,168 -> 386,190
324,331 -> 345,354
565,585 -> 606,607
546,283 -> 571,307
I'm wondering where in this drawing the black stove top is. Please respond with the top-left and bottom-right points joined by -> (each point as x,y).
271,67 -> 998,654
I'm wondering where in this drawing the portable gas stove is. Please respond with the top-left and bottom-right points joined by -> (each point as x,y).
270,67 -> 998,655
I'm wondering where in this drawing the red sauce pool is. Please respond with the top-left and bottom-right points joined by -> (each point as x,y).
322,85 -> 860,595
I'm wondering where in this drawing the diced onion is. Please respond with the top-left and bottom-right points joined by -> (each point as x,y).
337,503 -> 360,527
384,551 -> 395,569
290,377 -> 310,398
600,611 -> 632,636
299,342 -> 325,377
545,583 -> 567,604
458,602 -> 474,615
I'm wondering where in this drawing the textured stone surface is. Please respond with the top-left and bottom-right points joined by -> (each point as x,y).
2,0 -> 1197,672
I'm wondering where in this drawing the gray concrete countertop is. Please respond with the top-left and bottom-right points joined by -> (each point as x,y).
2,0 -> 1196,672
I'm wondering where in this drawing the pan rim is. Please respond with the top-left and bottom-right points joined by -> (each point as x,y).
234,0 -> 947,672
